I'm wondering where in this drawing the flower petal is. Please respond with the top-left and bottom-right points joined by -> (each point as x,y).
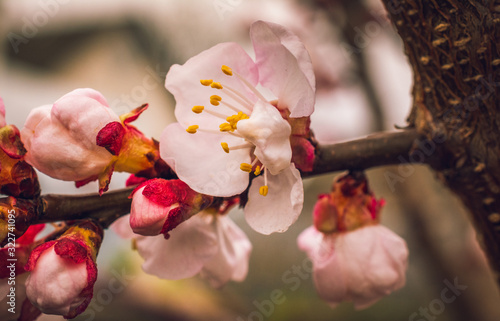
250,20 -> 315,117
111,215 -> 135,239
160,123 -> 250,197
165,42 -> 259,129
199,216 -> 252,288
237,101 -> 292,175
136,214 -> 219,280
244,164 -> 303,234
0,97 -> 5,127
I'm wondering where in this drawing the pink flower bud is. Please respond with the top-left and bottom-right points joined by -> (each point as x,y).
25,244 -> 88,316
21,89 -> 164,194
24,221 -> 102,318
130,179 -> 213,238
21,89 -> 117,183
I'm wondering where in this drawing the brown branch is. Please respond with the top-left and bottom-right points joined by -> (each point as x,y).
20,129 -> 420,227
306,128 -> 420,176
34,187 -> 134,228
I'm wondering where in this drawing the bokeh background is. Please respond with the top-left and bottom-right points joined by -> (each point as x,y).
1,0 -> 500,320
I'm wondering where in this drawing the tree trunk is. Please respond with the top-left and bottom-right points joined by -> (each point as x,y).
381,0 -> 500,281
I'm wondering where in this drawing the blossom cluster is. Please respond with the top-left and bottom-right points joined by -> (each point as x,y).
0,20 -> 408,320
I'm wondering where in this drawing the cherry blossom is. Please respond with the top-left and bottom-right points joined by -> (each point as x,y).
161,20 -> 315,234
113,212 -> 251,288
21,88 -> 160,194
298,172 -> 408,308
298,225 -> 408,309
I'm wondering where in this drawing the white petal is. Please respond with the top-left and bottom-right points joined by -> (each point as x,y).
135,214 -> 219,280
166,42 -> 259,129
160,123 -> 250,197
250,21 -> 315,117
244,164 -> 303,234
237,101 -> 292,175
199,216 -> 252,288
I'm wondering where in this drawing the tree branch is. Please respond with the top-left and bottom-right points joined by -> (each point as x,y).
307,128 -> 420,176
35,187 -> 134,228
19,129 -> 420,227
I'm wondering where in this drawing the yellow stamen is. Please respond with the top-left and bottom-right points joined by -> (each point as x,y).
219,123 -> 233,132
186,125 -> 199,134
192,105 -> 204,114
221,142 -> 229,153
259,185 -> 269,196
221,65 -> 233,76
210,95 -> 222,101
240,163 -> 253,173
254,165 -> 261,176
210,99 -> 220,106
211,82 -> 223,89
200,79 -> 213,86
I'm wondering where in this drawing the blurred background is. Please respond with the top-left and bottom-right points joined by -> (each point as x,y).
1,0 -> 499,320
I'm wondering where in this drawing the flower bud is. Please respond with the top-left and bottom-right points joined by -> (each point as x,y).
130,179 -> 213,238
25,221 -> 103,318
21,89 -> 162,194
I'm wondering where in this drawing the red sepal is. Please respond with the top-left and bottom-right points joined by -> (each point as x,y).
96,121 -> 125,155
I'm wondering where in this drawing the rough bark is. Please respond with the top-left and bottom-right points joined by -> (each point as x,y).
381,0 -> 500,281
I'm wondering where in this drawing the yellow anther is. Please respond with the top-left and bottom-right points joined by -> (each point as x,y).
200,79 -> 213,86
210,99 -> 220,106
221,65 -> 233,76
240,163 -> 253,173
221,142 -> 229,153
192,105 -> 204,114
210,95 -> 222,101
254,165 -> 261,176
186,125 -> 199,134
219,123 -> 232,132
211,82 -> 223,89
259,185 -> 269,196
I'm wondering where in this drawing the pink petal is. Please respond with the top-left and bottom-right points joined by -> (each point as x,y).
62,88 -> 109,107
111,215 -> 136,239
244,164 -> 303,234
250,21 -> 315,117
199,216 -> 252,288
0,97 -> 5,127
160,123 -> 250,197
165,42 -> 259,129
135,214 -> 218,280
